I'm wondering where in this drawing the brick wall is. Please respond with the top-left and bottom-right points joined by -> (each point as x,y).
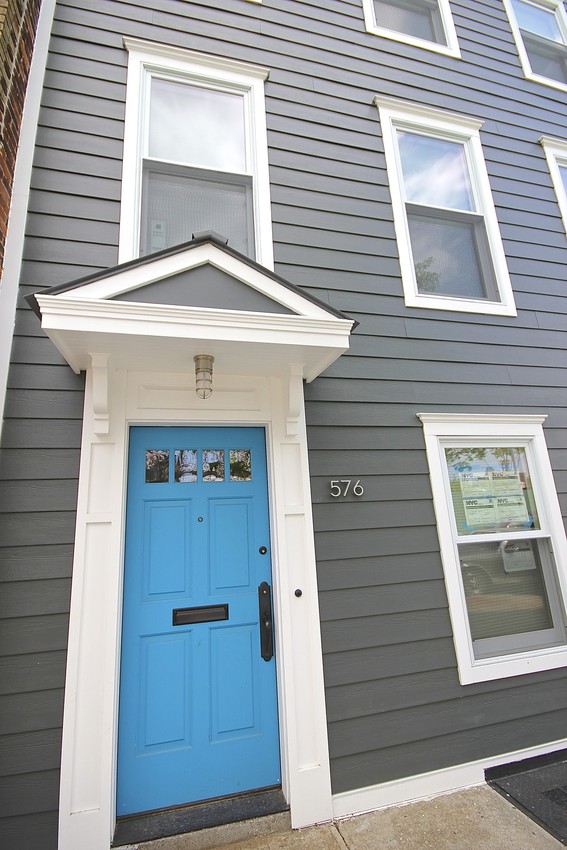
0,0 -> 41,277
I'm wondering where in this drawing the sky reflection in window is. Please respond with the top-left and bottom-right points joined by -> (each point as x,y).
398,131 -> 474,211
149,78 -> 247,173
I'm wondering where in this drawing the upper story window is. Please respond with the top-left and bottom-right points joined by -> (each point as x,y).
419,413 -> 567,685
541,136 -> 567,234
376,97 -> 516,316
504,0 -> 567,90
362,0 -> 460,57
120,39 -> 273,268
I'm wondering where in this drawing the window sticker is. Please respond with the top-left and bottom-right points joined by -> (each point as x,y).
174,450 -> 198,483
445,447 -> 538,534
145,450 -> 169,483
230,449 -> 252,481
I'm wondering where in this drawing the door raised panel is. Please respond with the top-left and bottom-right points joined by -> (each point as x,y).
144,501 -> 191,597
209,499 -> 252,592
139,632 -> 192,750
210,624 -> 258,740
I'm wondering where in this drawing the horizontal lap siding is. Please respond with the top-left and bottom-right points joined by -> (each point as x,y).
0,0 -> 566,840
281,0 -> 567,795
0,0 -> 115,845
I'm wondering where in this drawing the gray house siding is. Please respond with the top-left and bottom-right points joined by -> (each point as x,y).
0,285 -> 82,847
0,0 -> 566,847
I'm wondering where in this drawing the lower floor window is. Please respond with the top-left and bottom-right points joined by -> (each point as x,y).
419,413 -> 567,684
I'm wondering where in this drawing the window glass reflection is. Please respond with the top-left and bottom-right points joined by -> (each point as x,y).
203,450 -> 225,481
512,0 -> 562,42
444,446 -> 540,535
398,131 -> 474,211
145,450 -> 169,483
230,449 -> 252,481
149,78 -> 246,172
174,450 -> 197,483
373,0 -> 444,44
459,539 -> 553,645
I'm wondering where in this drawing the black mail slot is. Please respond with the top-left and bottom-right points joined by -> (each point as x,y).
172,604 -> 229,626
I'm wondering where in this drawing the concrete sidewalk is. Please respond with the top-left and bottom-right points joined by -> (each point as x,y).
122,786 -> 563,850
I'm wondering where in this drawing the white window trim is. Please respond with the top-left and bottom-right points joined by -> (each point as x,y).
120,38 -> 274,269
375,96 -> 516,316
541,135 -> 567,236
503,0 -> 567,92
361,0 -> 461,58
418,413 -> 567,685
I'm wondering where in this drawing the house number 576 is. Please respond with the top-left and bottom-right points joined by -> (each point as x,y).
330,479 -> 364,498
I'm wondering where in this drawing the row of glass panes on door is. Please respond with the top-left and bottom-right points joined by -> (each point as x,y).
145,449 -> 252,483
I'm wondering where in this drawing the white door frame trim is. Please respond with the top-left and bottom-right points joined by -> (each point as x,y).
57,365 -> 333,850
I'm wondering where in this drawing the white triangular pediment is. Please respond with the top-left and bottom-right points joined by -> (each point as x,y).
32,237 -> 354,387
49,239 -> 337,321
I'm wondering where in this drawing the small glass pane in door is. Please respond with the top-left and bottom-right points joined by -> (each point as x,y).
146,450 -> 169,483
230,450 -> 252,481
203,450 -> 225,481
174,450 -> 198,483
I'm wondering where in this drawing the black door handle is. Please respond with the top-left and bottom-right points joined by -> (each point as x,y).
258,581 -> 274,661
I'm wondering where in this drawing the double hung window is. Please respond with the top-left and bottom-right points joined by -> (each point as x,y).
420,414 -> 567,684
120,40 -> 273,267
142,79 -> 253,258
504,0 -> 567,90
541,136 -> 567,235
377,98 -> 516,315
362,0 -> 460,56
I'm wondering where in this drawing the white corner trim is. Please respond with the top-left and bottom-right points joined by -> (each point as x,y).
0,0 -> 57,430
332,737 -> 567,819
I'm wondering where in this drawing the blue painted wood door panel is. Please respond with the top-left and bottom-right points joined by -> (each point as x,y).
117,426 -> 280,816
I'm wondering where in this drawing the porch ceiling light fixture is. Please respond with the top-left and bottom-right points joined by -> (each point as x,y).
194,354 -> 214,399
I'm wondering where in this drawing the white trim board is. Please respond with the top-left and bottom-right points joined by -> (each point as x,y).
540,135 -> 567,237
119,39 -> 274,269
57,366 -> 335,849
32,242 -> 353,431
361,0 -> 461,58
333,737 -> 567,819
418,412 -> 567,684
375,96 -> 517,317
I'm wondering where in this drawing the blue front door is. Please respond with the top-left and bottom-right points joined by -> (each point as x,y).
117,426 -> 280,816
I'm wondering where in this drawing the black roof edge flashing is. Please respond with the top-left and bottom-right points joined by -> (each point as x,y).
25,232 -> 358,330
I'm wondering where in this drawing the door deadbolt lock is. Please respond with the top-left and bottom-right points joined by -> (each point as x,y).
259,546 -> 267,555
